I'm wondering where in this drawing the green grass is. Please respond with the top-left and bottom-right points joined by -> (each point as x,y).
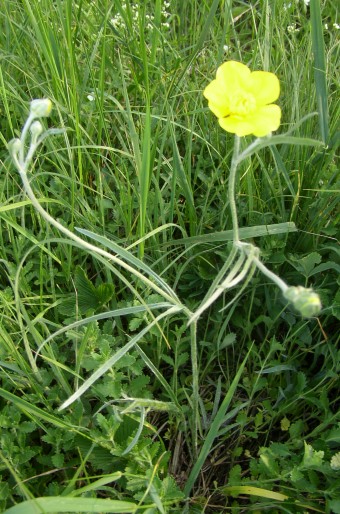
0,0 -> 339,512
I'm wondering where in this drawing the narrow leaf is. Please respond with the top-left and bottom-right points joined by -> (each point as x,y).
221,485 -> 288,501
3,497 -> 138,514
59,306 -> 181,410
166,222 -> 297,246
75,227 -> 178,300
310,0 -> 329,142
184,349 -> 251,496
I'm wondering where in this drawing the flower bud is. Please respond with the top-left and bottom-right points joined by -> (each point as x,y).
30,121 -> 44,139
8,138 -> 22,158
283,286 -> 322,317
30,99 -> 52,118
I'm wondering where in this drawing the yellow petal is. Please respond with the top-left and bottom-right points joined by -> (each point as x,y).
203,80 -> 230,118
248,71 -> 280,105
216,61 -> 251,93
204,61 -> 251,118
249,104 -> 282,136
219,116 -> 254,137
219,105 -> 281,137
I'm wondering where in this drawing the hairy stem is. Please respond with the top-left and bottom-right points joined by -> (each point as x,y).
190,319 -> 199,458
17,165 -> 183,308
228,135 -> 241,242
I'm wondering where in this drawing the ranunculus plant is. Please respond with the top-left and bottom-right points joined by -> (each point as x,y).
189,61 -> 321,324
8,82 -> 323,498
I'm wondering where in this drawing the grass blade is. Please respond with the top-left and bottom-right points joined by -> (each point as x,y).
35,302 -> 174,358
170,123 -> 197,234
59,306 -> 182,410
3,497 -> 139,513
183,348 -> 251,496
139,102 -> 152,258
171,0 -> 222,87
166,221 -> 297,246
76,227 -> 179,300
310,0 -> 329,143
0,387 -> 89,439
221,485 -> 288,501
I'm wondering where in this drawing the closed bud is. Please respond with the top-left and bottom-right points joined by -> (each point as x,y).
284,286 -> 322,317
30,121 -> 44,139
30,99 -> 52,118
8,138 -> 22,158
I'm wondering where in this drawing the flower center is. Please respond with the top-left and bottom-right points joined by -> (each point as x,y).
229,91 -> 256,116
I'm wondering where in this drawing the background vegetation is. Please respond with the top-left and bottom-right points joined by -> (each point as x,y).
0,0 -> 339,512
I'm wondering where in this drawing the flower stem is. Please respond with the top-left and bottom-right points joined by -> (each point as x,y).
190,320 -> 199,458
228,136 -> 241,242
17,167 -> 182,308
252,254 -> 288,294
19,114 -> 35,167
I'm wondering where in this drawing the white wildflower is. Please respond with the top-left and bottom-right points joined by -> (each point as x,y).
287,23 -> 300,33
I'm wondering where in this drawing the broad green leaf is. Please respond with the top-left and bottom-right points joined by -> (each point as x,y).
303,442 -> 324,467
289,252 -> 322,278
74,266 -> 115,313
75,266 -> 100,312
325,426 -> 340,444
280,417 -> 290,431
95,283 -> 115,306
329,500 -> 340,514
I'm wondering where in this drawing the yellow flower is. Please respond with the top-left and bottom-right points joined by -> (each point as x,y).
203,61 -> 281,137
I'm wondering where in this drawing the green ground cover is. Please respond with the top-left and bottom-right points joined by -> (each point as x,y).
0,0 -> 339,512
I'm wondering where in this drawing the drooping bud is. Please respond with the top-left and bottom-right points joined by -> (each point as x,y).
30,99 -> 52,118
283,286 -> 322,317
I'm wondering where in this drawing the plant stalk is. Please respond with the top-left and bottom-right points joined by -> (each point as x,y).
228,135 -> 241,243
